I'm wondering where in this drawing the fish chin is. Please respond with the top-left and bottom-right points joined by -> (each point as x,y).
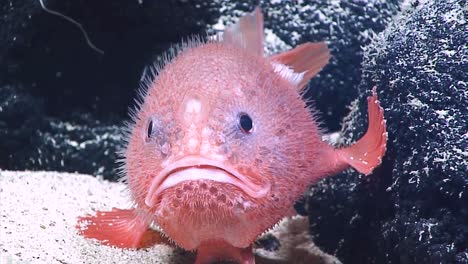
154,179 -> 264,250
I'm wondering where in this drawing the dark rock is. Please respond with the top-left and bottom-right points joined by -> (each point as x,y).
255,233 -> 281,252
0,84 -> 46,163
0,83 -> 124,180
305,0 -> 468,263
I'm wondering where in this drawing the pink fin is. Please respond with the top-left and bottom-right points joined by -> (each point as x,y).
271,42 -> 330,90
77,208 -> 166,249
337,87 -> 387,175
223,7 -> 264,56
195,242 -> 254,264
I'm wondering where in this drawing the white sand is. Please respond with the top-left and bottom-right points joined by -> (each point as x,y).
0,170 -> 340,264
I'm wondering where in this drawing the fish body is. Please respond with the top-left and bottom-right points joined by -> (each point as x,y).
78,8 -> 387,264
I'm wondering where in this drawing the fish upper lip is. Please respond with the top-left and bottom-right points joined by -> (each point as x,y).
144,156 -> 271,207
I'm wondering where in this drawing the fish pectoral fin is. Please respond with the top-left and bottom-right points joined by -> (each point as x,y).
76,208 -> 166,249
336,87 -> 387,175
270,42 -> 330,90
223,7 -> 264,56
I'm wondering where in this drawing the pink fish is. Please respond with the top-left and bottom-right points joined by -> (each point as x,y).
77,8 -> 387,264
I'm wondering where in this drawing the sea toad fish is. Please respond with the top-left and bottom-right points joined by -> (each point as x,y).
77,8 -> 387,264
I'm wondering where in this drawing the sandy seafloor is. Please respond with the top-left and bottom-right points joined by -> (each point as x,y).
0,170 -> 341,264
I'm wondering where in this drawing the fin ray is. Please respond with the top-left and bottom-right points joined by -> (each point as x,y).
271,42 -> 330,90
337,87 -> 387,175
223,7 -> 264,56
77,208 -> 167,248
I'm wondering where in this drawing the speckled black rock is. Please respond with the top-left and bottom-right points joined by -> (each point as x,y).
304,1 -> 468,263
0,0 -> 222,179
1,1 -> 399,179
0,84 -> 124,180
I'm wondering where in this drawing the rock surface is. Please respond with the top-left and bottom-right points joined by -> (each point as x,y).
304,0 -> 468,263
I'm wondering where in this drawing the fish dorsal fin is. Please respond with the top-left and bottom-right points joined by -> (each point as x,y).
223,7 -> 264,56
270,42 -> 330,90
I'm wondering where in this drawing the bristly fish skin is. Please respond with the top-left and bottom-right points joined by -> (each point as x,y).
77,7 -> 387,264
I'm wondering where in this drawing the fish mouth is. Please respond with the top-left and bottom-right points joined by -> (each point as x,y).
144,156 -> 271,207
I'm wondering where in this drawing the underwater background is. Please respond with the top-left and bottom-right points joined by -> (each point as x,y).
1,0 -> 467,263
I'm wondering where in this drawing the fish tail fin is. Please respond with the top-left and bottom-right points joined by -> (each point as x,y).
336,87 -> 387,175
77,208 -> 166,248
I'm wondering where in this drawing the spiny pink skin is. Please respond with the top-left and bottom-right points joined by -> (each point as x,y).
124,41 -> 337,250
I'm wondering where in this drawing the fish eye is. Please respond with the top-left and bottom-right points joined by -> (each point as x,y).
238,112 -> 254,134
146,119 -> 154,141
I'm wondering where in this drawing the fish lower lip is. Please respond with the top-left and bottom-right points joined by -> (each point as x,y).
144,157 -> 271,207
155,167 -> 252,197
